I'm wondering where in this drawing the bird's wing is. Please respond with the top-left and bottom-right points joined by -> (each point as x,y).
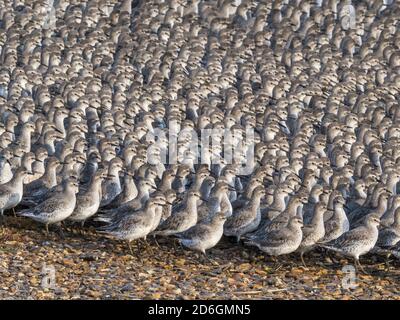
103,212 -> 147,231
76,194 -> 94,205
324,219 -> 339,234
0,185 -> 11,195
259,229 -> 292,247
171,199 -> 185,213
301,225 -> 315,238
157,211 -> 184,231
33,196 -> 68,215
377,229 -> 400,248
177,224 -> 211,240
331,227 -> 368,248
224,207 -> 249,229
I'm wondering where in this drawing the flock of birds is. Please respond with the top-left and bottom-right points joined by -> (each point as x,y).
0,0 -> 400,271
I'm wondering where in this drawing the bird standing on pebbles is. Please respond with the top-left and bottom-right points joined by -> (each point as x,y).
99,194 -> 166,255
18,179 -> 79,234
155,190 -> 202,236
322,214 -> 381,272
176,211 -> 229,257
0,168 -> 30,217
297,202 -> 327,266
245,217 -> 304,258
224,186 -> 265,242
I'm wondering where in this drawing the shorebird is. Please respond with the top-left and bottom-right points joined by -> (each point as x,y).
95,178 -> 155,223
176,211 -> 228,256
375,208 -> 400,249
171,165 -> 191,195
0,168 -> 29,217
249,193 -> 308,239
28,147 -> 49,183
98,194 -> 166,255
21,157 -> 60,206
155,190 -> 202,236
0,149 -> 13,184
79,151 -> 102,186
160,190 -> 177,224
100,158 -> 124,207
245,217 -> 304,257
297,202 -> 327,266
68,170 -> 106,226
224,186 -> 265,242
348,192 -> 391,224
197,181 -> 232,221
19,178 -> 80,234
322,214 -> 381,272
158,168 -> 177,193
319,196 -> 350,243
102,167 -> 138,209
381,196 -> 400,227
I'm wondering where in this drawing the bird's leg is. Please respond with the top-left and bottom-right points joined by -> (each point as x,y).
0,210 -> 6,226
236,235 -> 241,244
172,238 -> 178,251
203,251 -> 215,265
267,255 -> 282,270
45,223 -> 49,235
265,254 -> 276,263
127,241 -> 134,255
355,258 -> 367,274
57,223 -> 65,239
153,235 -> 161,249
136,241 -> 143,262
385,253 -> 391,271
300,252 -> 307,268
12,208 -> 16,217
144,237 -> 154,255
80,221 -> 86,235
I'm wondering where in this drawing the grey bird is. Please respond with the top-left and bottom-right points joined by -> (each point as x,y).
321,214 -> 381,272
176,211 -> 229,256
375,208 -> 400,250
297,202 -> 327,266
19,179 -> 80,234
68,170 -> 106,226
100,158 -> 124,207
98,194 -> 166,255
224,186 -> 265,242
245,216 -> 304,257
155,190 -> 202,236
0,168 -> 30,216
319,196 -> 350,243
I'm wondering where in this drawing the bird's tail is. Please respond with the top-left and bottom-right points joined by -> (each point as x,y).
318,244 -> 342,254
93,214 -> 112,223
17,209 -> 35,218
243,240 -> 259,248
19,199 -> 37,207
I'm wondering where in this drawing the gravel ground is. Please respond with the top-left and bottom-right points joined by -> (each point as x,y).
0,216 -> 399,300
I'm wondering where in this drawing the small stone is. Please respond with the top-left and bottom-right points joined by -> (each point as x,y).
80,253 -> 98,262
120,283 -> 134,292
